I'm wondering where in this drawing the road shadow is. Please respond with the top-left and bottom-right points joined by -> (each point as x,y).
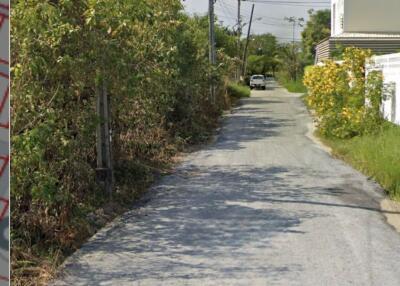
58,165 -> 316,284
53,79 -> 400,285
56,163 -> 397,285
212,114 -> 293,151
239,98 -> 283,105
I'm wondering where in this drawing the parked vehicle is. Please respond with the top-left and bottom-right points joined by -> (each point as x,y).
250,75 -> 266,90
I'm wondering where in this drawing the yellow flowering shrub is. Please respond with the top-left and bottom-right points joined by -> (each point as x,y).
304,48 -> 383,138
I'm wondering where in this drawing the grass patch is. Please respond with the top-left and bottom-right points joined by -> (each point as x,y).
280,78 -> 307,93
275,72 -> 307,93
227,82 -> 251,98
319,123 -> 400,201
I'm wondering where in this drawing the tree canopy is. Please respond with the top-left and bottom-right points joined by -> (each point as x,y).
244,33 -> 279,76
301,9 -> 331,62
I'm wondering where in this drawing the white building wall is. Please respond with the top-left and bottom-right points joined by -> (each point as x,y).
331,0 -> 344,36
331,0 -> 400,36
366,53 -> 400,125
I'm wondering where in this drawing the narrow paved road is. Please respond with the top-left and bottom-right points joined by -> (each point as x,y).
54,82 -> 400,286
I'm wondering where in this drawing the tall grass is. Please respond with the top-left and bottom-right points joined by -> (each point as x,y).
276,72 -> 307,93
281,79 -> 307,93
227,82 -> 251,98
321,123 -> 400,200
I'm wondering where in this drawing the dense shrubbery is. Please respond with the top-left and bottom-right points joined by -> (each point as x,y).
11,0 -> 236,283
303,48 -> 383,138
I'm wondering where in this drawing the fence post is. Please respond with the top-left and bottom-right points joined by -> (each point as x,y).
96,76 -> 113,197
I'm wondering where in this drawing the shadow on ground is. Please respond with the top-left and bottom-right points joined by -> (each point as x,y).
58,162 -> 396,285
54,81 -> 400,285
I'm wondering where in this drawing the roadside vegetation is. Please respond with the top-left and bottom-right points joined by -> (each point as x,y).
276,72 -> 307,93
11,1 -> 240,284
227,82 -> 251,99
320,123 -> 400,200
298,10 -> 399,200
243,10 -> 330,94
303,47 -> 400,200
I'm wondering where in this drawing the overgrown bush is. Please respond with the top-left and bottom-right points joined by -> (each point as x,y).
227,82 -> 251,98
303,48 -> 383,138
11,0 -> 236,283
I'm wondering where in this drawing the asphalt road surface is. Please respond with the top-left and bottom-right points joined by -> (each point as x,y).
53,82 -> 400,286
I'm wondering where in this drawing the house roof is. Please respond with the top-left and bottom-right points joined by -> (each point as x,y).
333,32 -> 400,39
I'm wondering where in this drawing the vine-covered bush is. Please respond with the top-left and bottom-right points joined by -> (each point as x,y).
11,0 -> 236,282
303,48 -> 383,138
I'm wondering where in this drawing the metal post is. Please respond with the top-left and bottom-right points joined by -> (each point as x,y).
242,4 -> 255,78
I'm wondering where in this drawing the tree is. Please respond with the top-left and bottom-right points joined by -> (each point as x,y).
248,33 -> 278,57
301,9 -> 331,63
277,43 -> 304,81
247,54 -> 280,76
215,25 -> 237,58
247,55 -> 266,75
244,33 -> 278,76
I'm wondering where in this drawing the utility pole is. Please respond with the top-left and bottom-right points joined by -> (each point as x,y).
284,17 -> 304,46
242,4 -> 255,78
284,16 -> 304,81
209,0 -> 216,103
291,20 -> 296,46
236,0 -> 241,81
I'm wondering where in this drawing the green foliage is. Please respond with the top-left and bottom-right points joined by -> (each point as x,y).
215,25 -> 237,58
227,82 -> 251,98
247,55 -> 266,75
248,33 -> 278,57
277,43 -> 307,81
277,73 -> 307,93
245,34 -> 279,76
303,48 -> 384,138
322,123 -> 400,200
301,9 -> 331,63
11,0 -> 237,283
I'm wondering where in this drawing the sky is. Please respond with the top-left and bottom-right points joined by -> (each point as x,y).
182,0 -> 331,43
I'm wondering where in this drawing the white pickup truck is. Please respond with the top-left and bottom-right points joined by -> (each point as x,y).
250,75 -> 266,90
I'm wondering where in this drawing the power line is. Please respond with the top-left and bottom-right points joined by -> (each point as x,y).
242,0 -> 330,7
244,0 -> 329,4
217,0 -> 238,19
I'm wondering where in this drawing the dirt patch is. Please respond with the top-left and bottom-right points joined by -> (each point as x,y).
381,199 -> 400,233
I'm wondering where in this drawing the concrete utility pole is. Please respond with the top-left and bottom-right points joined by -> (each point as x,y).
209,0 -> 216,103
96,76 -> 113,197
242,4 -> 255,78
237,0 -> 241,81
284,16 -> 304,47
284,16 -> 304,81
